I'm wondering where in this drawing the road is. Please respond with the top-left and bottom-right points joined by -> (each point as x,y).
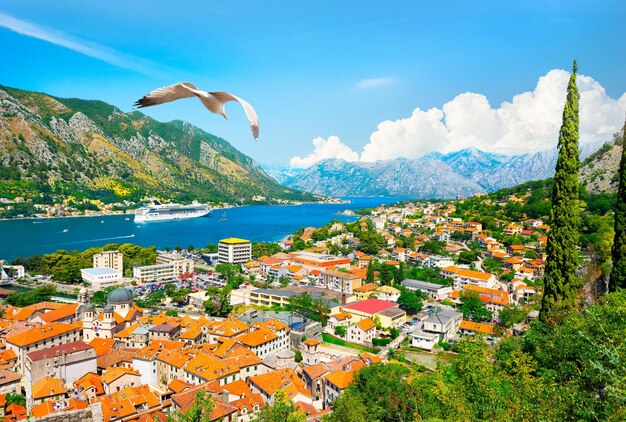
379,333 -> 406,358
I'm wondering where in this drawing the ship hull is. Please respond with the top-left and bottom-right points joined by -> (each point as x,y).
134,206 -> 211,222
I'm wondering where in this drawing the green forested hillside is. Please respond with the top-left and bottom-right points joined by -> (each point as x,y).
0,85 -> 317,206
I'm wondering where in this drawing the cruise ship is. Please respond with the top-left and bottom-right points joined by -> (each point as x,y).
134,200 -> 211,222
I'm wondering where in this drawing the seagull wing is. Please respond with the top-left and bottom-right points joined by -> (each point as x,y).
210,91 -> 260,140
134,82 -> 199,108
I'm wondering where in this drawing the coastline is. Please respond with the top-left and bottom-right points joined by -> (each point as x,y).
0,198 -> 351,222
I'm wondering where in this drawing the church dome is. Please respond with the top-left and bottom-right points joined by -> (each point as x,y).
103,304 -> 113,312
107,287 -> 133,304
85,303 -> 95,311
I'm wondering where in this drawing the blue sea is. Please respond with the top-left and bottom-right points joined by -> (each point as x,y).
0,197 -> 406,261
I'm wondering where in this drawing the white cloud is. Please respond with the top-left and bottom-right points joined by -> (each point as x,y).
359,69 -> 626,161
356,77 -> 394,89
0,11 -> 170,78
290,136 -> 359,168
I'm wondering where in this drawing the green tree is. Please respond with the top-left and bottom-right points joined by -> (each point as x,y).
366,262 -> 375,284
4,285 -> 56,307
327,364 -> 417,422
203,286 -> 232,317
334,325 -> 347,338
397,289 -> 423,314
254,389 -> 306,422
459,291 -> 493,322
541,60 -> 581,322
498,304 -> 526,328
5,393 -> 26,407
610,123 -> 626,291
169,390 -> 214,422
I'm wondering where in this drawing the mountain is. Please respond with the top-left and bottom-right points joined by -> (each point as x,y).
0,85 -> 317,205
286,158 -> 486,198
281,142 -> 609,199
580,131 -> 624,194
260,164 -> 304,185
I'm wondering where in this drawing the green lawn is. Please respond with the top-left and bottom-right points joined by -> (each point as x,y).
322,333 -> 379,354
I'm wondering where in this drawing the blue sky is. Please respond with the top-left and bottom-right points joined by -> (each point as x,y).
1,1 -> 625,166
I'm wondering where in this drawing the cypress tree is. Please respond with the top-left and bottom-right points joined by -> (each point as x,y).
540,60 -> 581,322
609,122 -> 626,291
366,261 -> 375,284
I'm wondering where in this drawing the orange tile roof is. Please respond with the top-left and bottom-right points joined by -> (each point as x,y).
89,338 -> 117,356
353,283 -> 378,293
238,327 -> 278,347
325,370 -> 354,390
157,348 -> 193,369
5,321 -> 82,347
248,368 -> 309,398
4,302 -> 64,322
355,318 -> 377,332
456,269 -> 494,281
222,379 -> 252,397
460,320 -> 496,335
32,376 -> 67,400
184,353 -> 239,382
332,311 -> 352,321
168,379 -> 192,394
303,338 -> 320,346
101,366 -> 141,385
39,303 -> 79,323
74,372 -> 104,396
302,363 -> 329,380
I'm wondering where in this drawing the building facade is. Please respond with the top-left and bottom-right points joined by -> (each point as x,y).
218,238 -> 253,264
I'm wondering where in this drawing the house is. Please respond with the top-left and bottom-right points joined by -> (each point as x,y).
375,285 -> 400,302
340,299 -> 406,328
319,270 -> 362,294
459,320 -> 497,337
25,341 -> 96,399
503,224 -> 523,236
353,283 -> 378,301
5,321 -> 83,373
323,370 -> 354,408
447,267 -> 496,290
346,318 -> 377,346
401,279 -> 452,300
30,376 -> 67,408
248,368 -> 312,406
409,330 -> 439,351
422,308 -> 463,341
326,311 -> 352,330
101,366 -> 142,394
507,244 -> 526,256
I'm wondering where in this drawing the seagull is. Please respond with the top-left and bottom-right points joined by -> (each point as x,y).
134,82 -> 259,140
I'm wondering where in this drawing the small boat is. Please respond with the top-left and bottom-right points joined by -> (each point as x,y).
101,220 -> 104,223
62,229 -> 69,233
219,212 -> 227,222
125,217 -> 130,221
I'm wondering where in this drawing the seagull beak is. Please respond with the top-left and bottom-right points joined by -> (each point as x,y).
221,112 -> 228,120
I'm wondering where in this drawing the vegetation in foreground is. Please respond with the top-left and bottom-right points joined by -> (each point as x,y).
324,290 -> 626,421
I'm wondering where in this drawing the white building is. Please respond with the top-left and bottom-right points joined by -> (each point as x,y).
422,308 -> 463,341
81,267 -> 123,290
0,265 -> 25,280
218,238 -> 252,264
92,250 -> 124,273
132,258 -> 193,283
401,279 -> 452,300
410,330 -> 439,351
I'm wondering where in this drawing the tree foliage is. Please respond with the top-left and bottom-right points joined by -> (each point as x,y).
610,123 -> 626,291
4,285 -> 56,307
541,61 -> 581,322
459,291 -> 493,322
254,390 -> 306,422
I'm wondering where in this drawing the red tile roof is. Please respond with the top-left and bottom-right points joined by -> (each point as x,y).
343,299 -> 396,315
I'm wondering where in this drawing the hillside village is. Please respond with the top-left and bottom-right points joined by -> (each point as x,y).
0,189 -> 557,421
